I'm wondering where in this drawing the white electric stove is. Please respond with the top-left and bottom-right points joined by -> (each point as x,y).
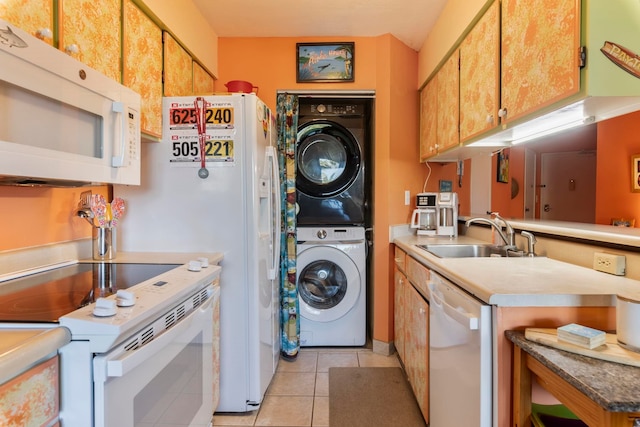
0,260 -> 221,427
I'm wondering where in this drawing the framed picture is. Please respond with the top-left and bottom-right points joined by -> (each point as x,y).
632,154 -> 640,192
497,151 -> 509,183
296,42 -> 354,83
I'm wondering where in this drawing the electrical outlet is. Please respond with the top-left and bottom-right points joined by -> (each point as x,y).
593,252 -> 626,275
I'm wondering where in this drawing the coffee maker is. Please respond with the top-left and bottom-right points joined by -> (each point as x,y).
410,193 -> 438,235
436,192 -> 458,237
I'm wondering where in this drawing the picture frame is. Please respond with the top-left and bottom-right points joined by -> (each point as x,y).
497,151 -> 509,183
632,154 -> 640,192
296,42 -> 354,83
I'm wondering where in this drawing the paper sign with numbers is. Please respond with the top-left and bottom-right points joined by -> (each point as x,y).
163,97 -> 238,166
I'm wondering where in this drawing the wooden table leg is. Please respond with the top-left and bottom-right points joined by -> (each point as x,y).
513,344 -> 532,427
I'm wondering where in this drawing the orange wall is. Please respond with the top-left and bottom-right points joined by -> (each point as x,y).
596,110 -> 640,225
0,185 -> 110,251
217,35 -> 423,344
216,36 -> 379,110
424,161 -> 472,215
491,148 -> 525,218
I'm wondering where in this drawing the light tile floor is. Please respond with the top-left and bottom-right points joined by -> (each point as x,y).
213,347 -> 401,427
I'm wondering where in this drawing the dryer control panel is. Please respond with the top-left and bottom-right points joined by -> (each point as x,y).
298,99 -> 366,117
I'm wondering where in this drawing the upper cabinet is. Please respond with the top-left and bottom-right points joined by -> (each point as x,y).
421,0 -> 583,161
59,0 -> 122,82
123,0 -> 163,138
500,0 -> 580,125
459,0 -> 500,142
193,61 -> 215,95
419,77 -> 438,160
2,0 -> 219,142
437,50 -> 460,153
0,0 -> 54,45
164,32 -> 194,96
419,50 -> 460,161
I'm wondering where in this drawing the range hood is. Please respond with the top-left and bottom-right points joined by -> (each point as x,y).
429,0 -> 640,162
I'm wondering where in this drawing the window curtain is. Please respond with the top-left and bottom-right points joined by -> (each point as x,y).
276,93 -> 299,359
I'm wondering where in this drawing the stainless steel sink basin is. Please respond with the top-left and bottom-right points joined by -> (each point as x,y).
417,244 -> 505,258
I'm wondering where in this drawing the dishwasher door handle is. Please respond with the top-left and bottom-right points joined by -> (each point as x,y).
429,282 -> 479,330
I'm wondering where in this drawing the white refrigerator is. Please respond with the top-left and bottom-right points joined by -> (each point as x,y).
115,93 -> 281,412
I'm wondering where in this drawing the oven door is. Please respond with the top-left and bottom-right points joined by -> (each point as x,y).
92,286 -> 218,427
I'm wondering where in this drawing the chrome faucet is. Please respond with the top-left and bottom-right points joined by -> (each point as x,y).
465,212 -> 516,249
521,231 -> 537,257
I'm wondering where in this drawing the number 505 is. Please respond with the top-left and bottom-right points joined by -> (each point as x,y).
172,141 -> 199,157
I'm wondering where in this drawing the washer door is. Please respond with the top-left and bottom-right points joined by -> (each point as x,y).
297,245 -> 361,322
296,120 -> 361,198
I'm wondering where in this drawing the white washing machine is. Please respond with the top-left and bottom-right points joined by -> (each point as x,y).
296,226 -> 367,346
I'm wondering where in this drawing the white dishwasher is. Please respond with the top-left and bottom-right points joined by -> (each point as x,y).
428,271 -> 492,427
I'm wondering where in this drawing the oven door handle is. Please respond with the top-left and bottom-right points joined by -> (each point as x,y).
428,281 -> 479,330
105,298 -> 213,378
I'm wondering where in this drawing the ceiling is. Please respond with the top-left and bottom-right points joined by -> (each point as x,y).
191,0 -> 448,51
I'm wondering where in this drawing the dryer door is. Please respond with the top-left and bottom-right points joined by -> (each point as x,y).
296,120 -> 361,198
297,245 -> 361,322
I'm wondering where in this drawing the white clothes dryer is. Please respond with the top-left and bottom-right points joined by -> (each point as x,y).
296,226 -> 366,346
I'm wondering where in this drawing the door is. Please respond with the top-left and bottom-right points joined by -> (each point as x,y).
428,273 -> 492,427
92,287 -> 216,427
297,245 -> 361,322
248,96 -> 280,403
539,151 -> 596,222
296,120 -> 361,198
523,148 -> 536,219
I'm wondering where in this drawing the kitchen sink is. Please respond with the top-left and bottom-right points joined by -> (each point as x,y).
417,243 -> 506,258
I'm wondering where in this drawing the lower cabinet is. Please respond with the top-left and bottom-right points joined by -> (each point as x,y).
394,249 -> 429,424
404,283 -> 429,423
0,355 -> 60,426
394,265 -> 407,362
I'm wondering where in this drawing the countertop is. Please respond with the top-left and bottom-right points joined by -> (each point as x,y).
79,251 -> 224,265
394,234 -> 640,307
0,251 -> 224,385
506,330 -> 640,412
0,328 -> 71,384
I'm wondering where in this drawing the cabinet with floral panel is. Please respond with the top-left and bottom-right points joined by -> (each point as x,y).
419,50 -> 460,161
404,280 -> 429,423
394,264 -> 407,361
59,0 -> 122,82
0,0 -> 54,45
459,0 -> 500,142
500,0 -> 580,125
123,0 -> 163,138
419,76 -> 438,161
193,61 -> 215,95
0,355 -> 60,426
164,31 -> 193,96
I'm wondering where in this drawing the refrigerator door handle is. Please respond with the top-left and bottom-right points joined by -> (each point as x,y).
266,146 -> 281,281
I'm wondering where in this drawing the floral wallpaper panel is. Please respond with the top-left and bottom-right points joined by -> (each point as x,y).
0,0 -> 53,45
123,0 -> 163,137
164,32 -> 193,96
60,0 -> 122,82
459,0 -> 500,142
193,61 -> 215,95
0,356 -> 59,427
501,0 -> 580,122
437,49 -> 460,152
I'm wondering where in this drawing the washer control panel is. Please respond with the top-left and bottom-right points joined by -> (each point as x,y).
298,226 -> 365,243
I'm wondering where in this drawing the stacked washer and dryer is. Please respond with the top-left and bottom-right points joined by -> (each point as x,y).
295,97 -> 371,347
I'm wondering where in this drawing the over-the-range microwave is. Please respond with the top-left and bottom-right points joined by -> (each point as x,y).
0,18 -> 141,186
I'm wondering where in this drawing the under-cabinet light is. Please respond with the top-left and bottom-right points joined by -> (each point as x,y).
510,116 -> 595,145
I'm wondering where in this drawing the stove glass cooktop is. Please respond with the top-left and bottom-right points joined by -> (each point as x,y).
0,263 -> 180,323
